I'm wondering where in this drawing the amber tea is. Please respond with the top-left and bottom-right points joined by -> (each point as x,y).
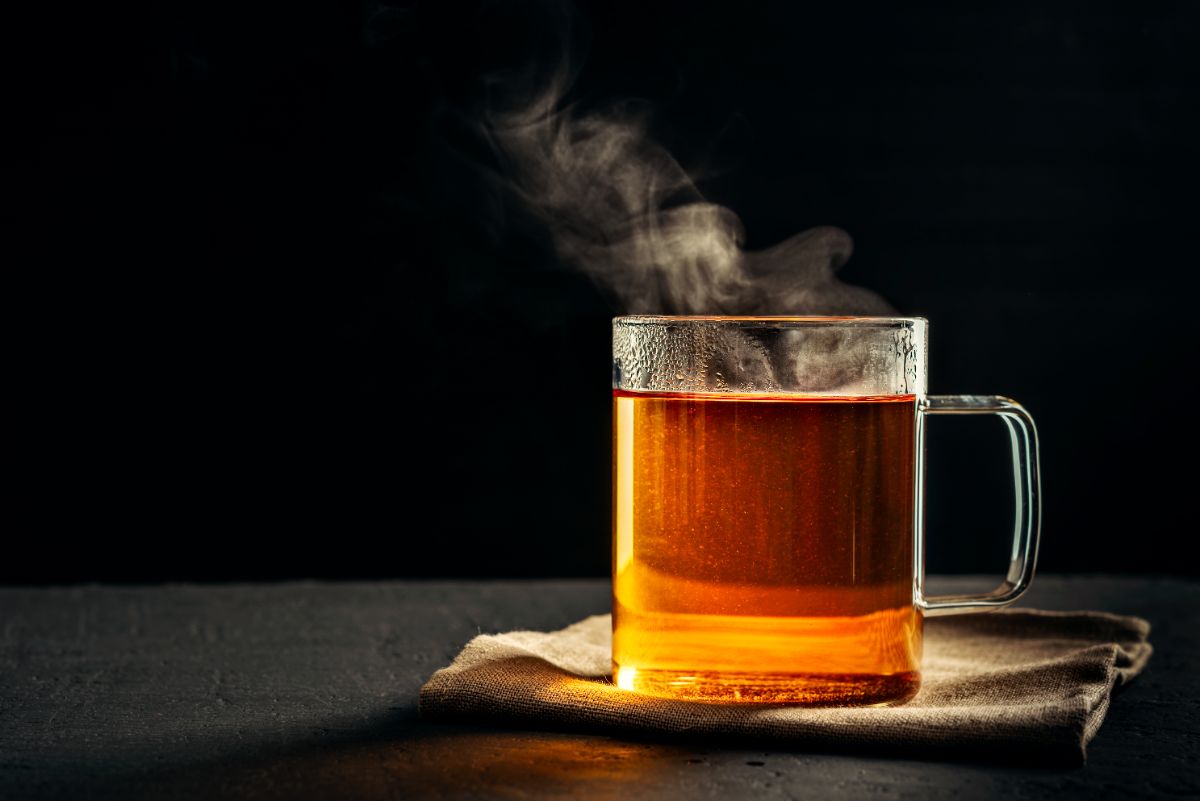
613,389 -> 921,704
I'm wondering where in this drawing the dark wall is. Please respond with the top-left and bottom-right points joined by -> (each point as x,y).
10,1 -> 1199,581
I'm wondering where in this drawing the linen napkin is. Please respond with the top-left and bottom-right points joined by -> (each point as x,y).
419,609 -> 1151,765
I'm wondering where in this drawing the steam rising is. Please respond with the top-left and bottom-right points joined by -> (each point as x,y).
486,75 -> 892,316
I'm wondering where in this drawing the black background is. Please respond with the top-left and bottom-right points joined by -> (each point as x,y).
9,1 -> 1199,582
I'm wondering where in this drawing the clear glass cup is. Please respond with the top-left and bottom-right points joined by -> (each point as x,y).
611,316 -> 1041,705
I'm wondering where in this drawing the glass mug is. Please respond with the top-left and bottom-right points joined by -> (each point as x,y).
611,316 -> 1041,705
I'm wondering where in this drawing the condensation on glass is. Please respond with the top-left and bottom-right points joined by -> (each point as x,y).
612,316 -> 1041,705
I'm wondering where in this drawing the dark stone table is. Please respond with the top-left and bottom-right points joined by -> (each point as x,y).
1,576 -> 1197,800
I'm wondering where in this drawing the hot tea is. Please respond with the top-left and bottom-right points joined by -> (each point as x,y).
612,389 -> 921,704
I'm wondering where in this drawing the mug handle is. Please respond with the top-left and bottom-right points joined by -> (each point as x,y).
915,395 -> 1042,617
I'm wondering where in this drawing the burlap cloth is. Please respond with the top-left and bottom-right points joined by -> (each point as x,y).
419,609 -> 1152,765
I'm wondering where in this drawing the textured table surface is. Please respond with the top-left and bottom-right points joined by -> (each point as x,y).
1,576 -> 1197,800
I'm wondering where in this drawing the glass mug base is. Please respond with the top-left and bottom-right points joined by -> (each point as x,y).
611,602 -> 924,706
612,664 -> 921,706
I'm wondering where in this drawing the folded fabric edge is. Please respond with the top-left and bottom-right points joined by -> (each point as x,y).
417,658 -> 1090,767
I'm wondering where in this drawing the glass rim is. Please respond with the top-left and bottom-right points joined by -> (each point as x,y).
613,315 -> 926,326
